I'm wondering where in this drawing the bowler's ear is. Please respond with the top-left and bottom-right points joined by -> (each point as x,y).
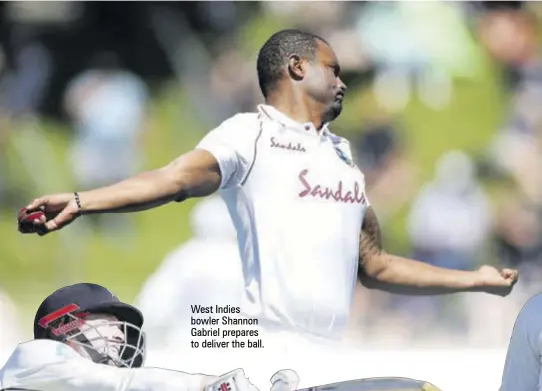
287,55 -> 305,80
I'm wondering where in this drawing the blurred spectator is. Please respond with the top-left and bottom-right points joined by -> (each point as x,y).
390,150 -> 492,337
63,50 -> 149,236
0,38 -> 52,120
478,6 -> 542,288
407,150 -> 492,267
134,195 -> 243,350
354,2 -> 482,112
0,32 -> 53,208
493,199 -> 542,296
261,1 -> 348,32
352,116 -> 420,224
481,8 -> 542,203
0,43 -> 8,208
354,118 -> 399,186
208,45 -> 257,117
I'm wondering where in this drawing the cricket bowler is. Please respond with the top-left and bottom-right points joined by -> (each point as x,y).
0,283 -> 298,391
19,29 -> 518,341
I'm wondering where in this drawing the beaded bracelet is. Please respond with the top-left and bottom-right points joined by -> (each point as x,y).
74,192 -> 83,216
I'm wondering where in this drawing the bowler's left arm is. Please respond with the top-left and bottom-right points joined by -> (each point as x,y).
357,206 -> 517,296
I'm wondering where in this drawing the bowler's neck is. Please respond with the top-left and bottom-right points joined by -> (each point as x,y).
265,94 -> 326,131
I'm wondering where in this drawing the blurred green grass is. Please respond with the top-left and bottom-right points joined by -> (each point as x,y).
0,47 -> 506,338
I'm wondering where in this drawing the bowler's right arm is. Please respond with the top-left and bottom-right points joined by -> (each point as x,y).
23,114 -> 260,234
76,113 -> 259,214
80,149 -> 223,213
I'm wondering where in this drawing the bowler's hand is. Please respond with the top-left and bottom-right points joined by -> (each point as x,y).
19,193 -> 81,236
475,265 -> 519,296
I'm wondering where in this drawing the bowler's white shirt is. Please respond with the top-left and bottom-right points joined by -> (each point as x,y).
196,104 -> 369,338
501,293 -> 542,391
0,340 -> 206,391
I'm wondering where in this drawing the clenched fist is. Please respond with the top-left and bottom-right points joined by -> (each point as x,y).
475,265 -> 519,297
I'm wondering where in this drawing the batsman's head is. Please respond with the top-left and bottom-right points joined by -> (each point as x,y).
34,283 -> 146,368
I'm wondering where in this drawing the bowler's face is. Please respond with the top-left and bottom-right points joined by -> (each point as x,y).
303,40 -> 347,123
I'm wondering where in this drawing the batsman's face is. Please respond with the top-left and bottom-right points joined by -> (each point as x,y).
80,313 -> 126,361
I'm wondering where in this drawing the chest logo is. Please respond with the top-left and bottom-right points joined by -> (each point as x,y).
270,137 -> 306,153
298,169 -> 368,204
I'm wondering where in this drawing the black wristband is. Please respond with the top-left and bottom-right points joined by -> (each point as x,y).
74,192 -> 83,216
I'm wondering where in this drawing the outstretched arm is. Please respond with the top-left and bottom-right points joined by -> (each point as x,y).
358,206 -> 518,296
21,149 -> 223,234
20,114 -> 260,235
79,148 -> 221,213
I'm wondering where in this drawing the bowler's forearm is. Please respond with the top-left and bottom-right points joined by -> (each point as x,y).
77,150 -> 221,215
361,254 -> 481,295
79,168 -> 184,214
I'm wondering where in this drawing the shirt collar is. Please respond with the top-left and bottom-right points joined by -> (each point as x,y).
257,104 -> 330,136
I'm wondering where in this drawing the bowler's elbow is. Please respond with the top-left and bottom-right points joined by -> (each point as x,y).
359,251 -> 393,285
153,163 -> 188,202
163,149 -> 222,201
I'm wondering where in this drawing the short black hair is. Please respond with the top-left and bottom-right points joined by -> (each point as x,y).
257,29 -> 327,98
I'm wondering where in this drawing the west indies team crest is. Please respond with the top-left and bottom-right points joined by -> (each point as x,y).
335,147 -> 354,166
329,133 -> 355,167
333,136 -> 354,167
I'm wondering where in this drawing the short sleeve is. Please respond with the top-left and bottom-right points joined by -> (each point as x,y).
196,113 -> 261,189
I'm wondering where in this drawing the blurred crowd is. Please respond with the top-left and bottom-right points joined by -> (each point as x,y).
1,1 -> 542,354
